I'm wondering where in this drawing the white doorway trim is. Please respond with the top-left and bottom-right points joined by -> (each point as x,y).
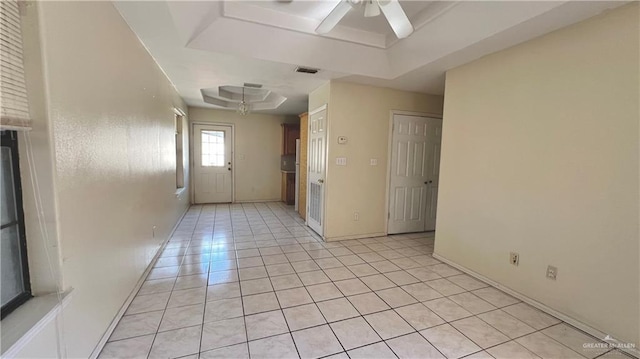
385,110 -> 442,234
190,121 -> 235,204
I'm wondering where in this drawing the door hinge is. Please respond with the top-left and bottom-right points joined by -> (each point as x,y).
388,212 -> 390,219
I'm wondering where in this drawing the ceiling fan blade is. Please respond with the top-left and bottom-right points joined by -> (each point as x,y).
316,0 -> 353,34
377,0 -> 413,39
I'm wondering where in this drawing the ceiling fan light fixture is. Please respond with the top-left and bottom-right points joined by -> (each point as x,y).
364,0 -> 380,18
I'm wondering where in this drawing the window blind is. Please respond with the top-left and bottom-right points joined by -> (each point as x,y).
1,0 -> 31,130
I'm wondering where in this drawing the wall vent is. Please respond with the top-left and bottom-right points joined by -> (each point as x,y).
295,66 -> 319,74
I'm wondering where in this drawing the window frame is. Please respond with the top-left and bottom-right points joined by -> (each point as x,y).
175,114 -> 185,189
0,130 -> 32,319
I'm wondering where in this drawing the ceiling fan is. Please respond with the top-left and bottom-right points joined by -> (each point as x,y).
316,0 -> 414,39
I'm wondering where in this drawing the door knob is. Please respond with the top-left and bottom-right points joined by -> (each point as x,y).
228,168 -> 231,171
425,180 -> 433,184
318,179 -> 324,184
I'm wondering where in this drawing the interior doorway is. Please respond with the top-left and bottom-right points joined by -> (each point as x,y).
388,114 -> 442,234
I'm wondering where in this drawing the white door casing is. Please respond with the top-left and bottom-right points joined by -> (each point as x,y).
388,115 -> 442,234
193,124 -> 233,203
307,105 -> 327,236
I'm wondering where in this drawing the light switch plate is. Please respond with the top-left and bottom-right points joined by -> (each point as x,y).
336,157 -> 347,166
370,159 -> 378,166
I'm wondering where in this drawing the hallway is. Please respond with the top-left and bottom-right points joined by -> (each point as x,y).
99,203 -> 618,359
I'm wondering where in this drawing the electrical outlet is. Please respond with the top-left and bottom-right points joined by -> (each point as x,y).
354,212 -> 359,221
509,252 -> 519,266
546,265 -> 558,280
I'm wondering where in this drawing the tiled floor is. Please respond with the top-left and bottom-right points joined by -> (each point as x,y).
99,203 -> 631,359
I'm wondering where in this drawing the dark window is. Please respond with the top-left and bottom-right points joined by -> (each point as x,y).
1,130 -> 31,318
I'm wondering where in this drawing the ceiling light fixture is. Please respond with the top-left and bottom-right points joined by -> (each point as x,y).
237,87 -> 250,115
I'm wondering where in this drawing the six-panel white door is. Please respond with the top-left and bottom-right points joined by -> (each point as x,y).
193,124 -> 233,203
307,106 -> 327,236
388,115 -> 442,234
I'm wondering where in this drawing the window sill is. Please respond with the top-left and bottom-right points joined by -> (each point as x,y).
175,187 -> 187,198
1,289 -> 73,357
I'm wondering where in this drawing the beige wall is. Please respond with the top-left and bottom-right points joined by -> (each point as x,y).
12,1 -> 190,357
310,81 -> 443,240
435,3 -> 639,346
188,107 -> 298,203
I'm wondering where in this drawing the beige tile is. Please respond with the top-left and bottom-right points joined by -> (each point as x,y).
386,332 -> 445,359
315,257 -> 344,269
306,282 -> 343,302
348,342 -> 396,359
334,278 -> 370,296
348,292 -> 390,315
126,292 -> 170,315
429,263 -> 462,277
401,282 -> 443,301
407,267 -> 442,282
243,292 -> 281,315
502,303 -> 561,330
204,297 -> 243,322
384,270 -> 420,286
292,260 -> 321,273
201,317 -> 247,351
276,287 -> 313,308
421,324 -> 481,359
297,270 -> 331,285
266,263 -> 295,276
477,309 -> 536,339
447,274 -> 489,291
424,297 -> 473,322
249,333 -> 298,359
487,341 -> 540,359
330,317 -> 381,350
109,311 -> 163,341
238,266 -> 268,280
200,343 -> 249,359
283,303 -> 327,331
270,274 -> 304,290
317,297 -> 360,322
148,325 -> 201,359
451,316 -> 509,348
464,351 -> 495,359
365,310 -> 414,339
542,324 -> 608,358
449,292 -> 496,314
375,287 -> 418,308
240,277 -> 273,295
324,267 -> 356,281
167,287 -> 206,308
360,274 -> 396,290
207,282 -> 241,300
208,269 -> 239,284
174,273 -> 208,290
472,287 -> 520,308
425,278 -> 467,296
337,254 -> 365,266
245,310 -> 289,340
292,325 -> 344,359
347,264 -> 379,277
99,334 -> 154,359
159,303 -> 204,332
138,278 -> 175,295
262,254 -> 289,265
395,303 -> 445,330
516,332 -> 585,359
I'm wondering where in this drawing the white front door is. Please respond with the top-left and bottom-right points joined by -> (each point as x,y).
307,105 -> 327,236
388,115 -> 442,234
193,124 -> 233,204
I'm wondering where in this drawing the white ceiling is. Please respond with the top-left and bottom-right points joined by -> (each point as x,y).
114,0 -> 627,115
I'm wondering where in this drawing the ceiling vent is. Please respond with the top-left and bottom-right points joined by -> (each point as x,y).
295,66 -> 319,74
243,82 -> 263,88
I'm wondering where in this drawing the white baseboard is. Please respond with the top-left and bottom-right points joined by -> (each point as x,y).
432,253 -> 639,359
324,232 -> 387,242
89,206 -> 190,359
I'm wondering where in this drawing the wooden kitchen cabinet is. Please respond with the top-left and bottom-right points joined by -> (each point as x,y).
282,123 -> 300,155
